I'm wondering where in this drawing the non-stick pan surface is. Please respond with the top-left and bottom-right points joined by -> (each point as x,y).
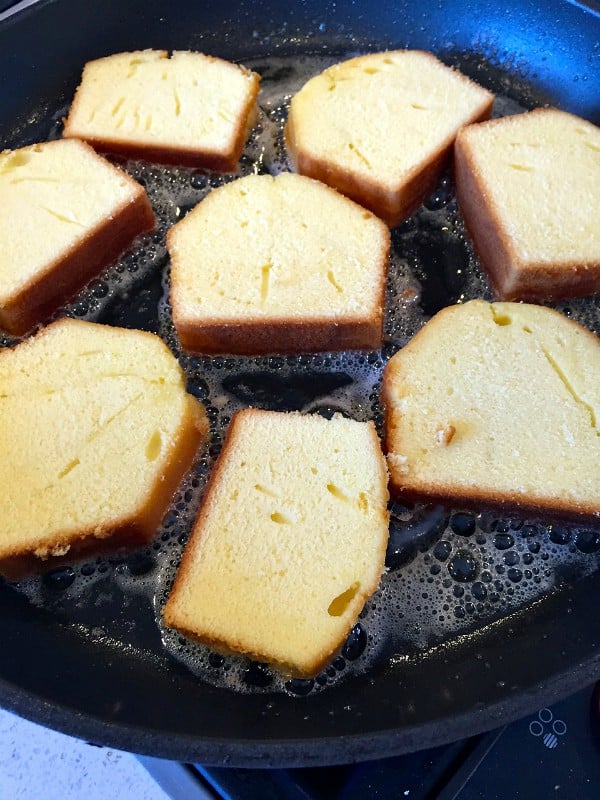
0,0 -> 599,768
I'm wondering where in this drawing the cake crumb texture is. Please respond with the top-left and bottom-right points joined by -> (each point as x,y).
0,318 -> 208,575
164,409 -> 390,677
0,138 -> 154,335
63,49 -> 260,170
285,50 -> 493,227
168,172 -> 390,354
455,109 -> 600,300
383,299 -> 600,520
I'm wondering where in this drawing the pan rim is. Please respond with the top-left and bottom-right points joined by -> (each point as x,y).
0,643 -> 598,766
0,0 -> 599,769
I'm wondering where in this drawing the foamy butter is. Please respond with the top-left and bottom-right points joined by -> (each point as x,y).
9,54 -> 600,697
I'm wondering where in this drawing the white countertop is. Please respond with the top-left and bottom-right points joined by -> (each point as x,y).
0,707 -> 170,800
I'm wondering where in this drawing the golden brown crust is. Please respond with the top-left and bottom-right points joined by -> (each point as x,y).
173,313 -> 385,355
133,395 -> 209,538
385,470 -> 600,524
164,617 -> 344,679
63,54 -> 260,171
163,412 -> 253,655
0,149 -> 155,336
0,320 -> 210,579
285,51 -> 494,228
164,410 -> 389,677
454,129 -> 519,297
67,139 -> 250,172
381,301 -> 600,523
167,173 -> 390,356
454,111 -> 600,301
163,410 -> 243,594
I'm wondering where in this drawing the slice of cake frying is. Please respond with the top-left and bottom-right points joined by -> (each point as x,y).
164,409 -> 390,678
285,50 -> 494,227
0,318 -> 208,577
0,139 -> 154,335
63,50 -> 260,170
455,109 -> 600,301
168,172 -> 390,355
382,299 -> 600,520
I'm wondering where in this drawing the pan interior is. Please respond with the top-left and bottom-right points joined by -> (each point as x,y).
0,0 -> 599,766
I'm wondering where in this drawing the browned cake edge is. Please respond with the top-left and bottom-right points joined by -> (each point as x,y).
171,313 -> 386,356
454,112 -> 600,302
0,146 -> 156,336
164,409 -> 390,678
285,52 -> 494,228
381,303 -> 600,523
0,348 -> 209,580
63,56 -> 260,171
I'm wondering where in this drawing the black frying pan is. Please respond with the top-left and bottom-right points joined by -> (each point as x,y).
0,0 -> 599,768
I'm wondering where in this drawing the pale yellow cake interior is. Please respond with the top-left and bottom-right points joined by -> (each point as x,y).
287,51 -> 493,186
169,172 -> 389,323
385,300 -> 600,509
164,410 -> 390,676
462,111 -> 600,265
0,140 -> 140,302
0,319 -> 204,557
64,50 -> 257,151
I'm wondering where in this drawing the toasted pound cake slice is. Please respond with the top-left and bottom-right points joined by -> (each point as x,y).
382,300 -> 600,520
63,50 -> 260,170
285,50 -> 494,228
164,409 -> 390,678
455,109 -> 600,301
168,172 -> 390,354
0,139 -> 154,336
0,319 -> 208,578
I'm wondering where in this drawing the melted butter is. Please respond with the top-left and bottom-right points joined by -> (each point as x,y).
8,54 -> 600,697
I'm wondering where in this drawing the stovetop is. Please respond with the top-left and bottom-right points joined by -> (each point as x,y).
140,681 -> 600,799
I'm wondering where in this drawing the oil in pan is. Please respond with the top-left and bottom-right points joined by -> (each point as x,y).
7,54 -> 600,698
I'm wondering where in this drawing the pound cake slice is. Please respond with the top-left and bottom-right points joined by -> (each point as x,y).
0,138 -> 154,336
382,300 -> 600,520
0,318 -> 208,577
164,409 -> 390,678
63,50 -> 260,170
455,109 -> 600,301
285,50 -> 493,227
168,172 -> 390,354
